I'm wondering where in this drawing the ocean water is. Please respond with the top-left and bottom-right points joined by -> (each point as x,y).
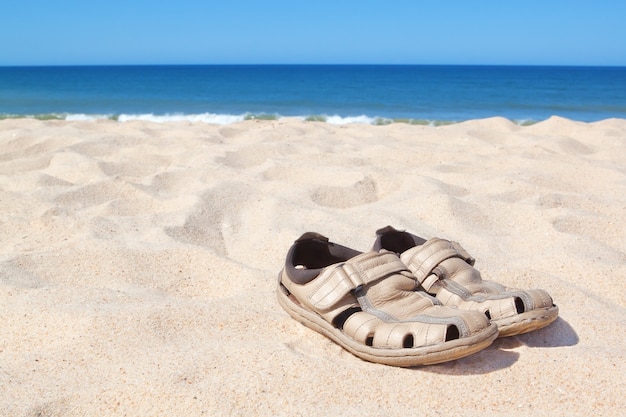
0,65 -> 625,125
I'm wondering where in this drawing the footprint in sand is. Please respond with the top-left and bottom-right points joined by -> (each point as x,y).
164,182 -> 252,254
54,181 -> 116,208
310,176 -> 378,208
557,138 -> 594,155
219,126 -> 244,139
37,173 -> 75,187
98,160 -> 166,179
1,259 -> 44,289
217,145 -> 280,169
133,170 -> 196,199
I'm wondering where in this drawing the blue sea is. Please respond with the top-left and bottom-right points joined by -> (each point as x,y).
1,65 -> 625,125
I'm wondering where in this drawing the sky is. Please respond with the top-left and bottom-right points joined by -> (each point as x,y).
2,0 -> 625,66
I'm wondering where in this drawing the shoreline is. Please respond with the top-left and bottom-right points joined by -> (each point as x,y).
2,112 -> 625,126
1,116 -> 625,416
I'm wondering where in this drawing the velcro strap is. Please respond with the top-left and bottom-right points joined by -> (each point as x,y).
309,251 -> 408,310
402,238 -> 475,285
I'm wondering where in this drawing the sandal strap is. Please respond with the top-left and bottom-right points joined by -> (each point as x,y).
309,251 -> 409,310
402,238 -> 475,286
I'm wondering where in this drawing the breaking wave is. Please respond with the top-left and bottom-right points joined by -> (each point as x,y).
0,112 -> 540,126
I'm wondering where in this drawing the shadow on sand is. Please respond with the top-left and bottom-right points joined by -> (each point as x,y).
416,317 -> 577,375
514,317 -> 578,348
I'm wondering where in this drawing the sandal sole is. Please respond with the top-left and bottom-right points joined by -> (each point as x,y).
494,305 -> 559,338
277,283 -> 499,367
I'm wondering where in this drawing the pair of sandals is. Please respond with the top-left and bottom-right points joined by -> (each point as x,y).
277,226 -> 559,367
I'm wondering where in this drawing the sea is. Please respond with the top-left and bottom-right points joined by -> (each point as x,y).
1,65 -> 625,125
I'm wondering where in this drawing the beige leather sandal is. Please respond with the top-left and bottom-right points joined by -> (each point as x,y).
372,226 -> 559,337
277,232 -> 498,366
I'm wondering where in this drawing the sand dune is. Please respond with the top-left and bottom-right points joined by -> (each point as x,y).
1,117 -> 625,416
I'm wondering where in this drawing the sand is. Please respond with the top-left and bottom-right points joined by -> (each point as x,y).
1,116 -> 625,416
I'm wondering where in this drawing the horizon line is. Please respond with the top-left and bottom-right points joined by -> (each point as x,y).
2,63 -> 626,69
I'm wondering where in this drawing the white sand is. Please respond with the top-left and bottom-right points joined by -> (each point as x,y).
1,117 -> 624,416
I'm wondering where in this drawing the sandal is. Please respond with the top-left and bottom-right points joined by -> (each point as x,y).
372,226 -> 559,337
277,232 -> 498,366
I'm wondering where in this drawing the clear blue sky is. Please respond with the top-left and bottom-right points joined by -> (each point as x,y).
2,0 -> 625,66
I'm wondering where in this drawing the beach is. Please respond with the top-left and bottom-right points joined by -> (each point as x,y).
1,116 -> 625,416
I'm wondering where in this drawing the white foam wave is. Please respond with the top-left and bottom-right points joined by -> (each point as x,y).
17,112 -> 423,126
324,115 -> 377,125
116,113 -> 246,124
65,113 -> 111,121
